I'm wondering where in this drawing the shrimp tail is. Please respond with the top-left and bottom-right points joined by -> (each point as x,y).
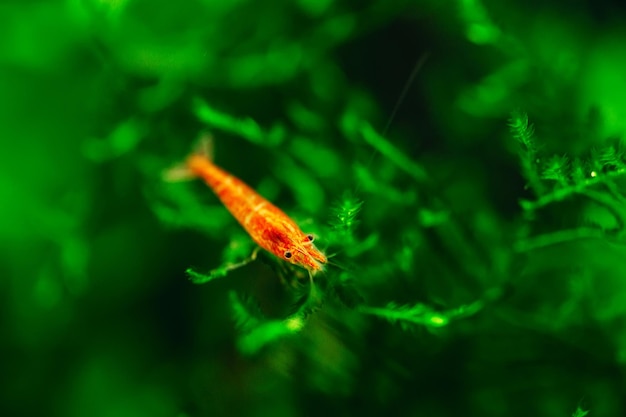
162,163 -> 196,182
192,132 -> 214,161
162,132 -> 214,182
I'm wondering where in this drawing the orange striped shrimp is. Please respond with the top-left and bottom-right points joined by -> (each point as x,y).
164,137 -> 327,274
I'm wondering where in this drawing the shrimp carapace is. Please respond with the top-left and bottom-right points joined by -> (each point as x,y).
165,137 -> 327,273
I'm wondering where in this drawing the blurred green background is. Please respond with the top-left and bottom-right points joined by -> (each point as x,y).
2,0 -> 626,416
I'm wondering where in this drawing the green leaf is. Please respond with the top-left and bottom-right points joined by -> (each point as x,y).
329,191 -> 363,240
359,299 -> 485,330
229,291 -> 306,356
541,154 -> 569,184
193,98 -> 285,146
186,267 -> 229,284
508,110 -> 535,151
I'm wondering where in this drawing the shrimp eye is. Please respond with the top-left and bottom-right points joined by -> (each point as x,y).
306,234 -> 314,242
284,251 -> 292,259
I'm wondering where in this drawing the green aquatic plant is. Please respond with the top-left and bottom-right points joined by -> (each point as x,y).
193,98 -> 286,147
8,0 -> 626,416
511,111 -> 626,238
572,406 -> 589,417
172,107 -> 491,348
358,300 -> 483,330
186,233 -> 259,284
228,291 -> 307,355
509,109 -> 544,195
328,191 -> 363,244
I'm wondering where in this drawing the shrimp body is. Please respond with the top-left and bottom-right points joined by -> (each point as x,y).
180,146 -> 327,273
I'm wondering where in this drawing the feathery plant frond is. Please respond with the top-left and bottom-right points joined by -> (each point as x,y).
541,155 -> 569,184
358,299 -> 484,331
510,111 -> 626,230
418,208 -> 451,227
237,320 -> 302,356
509,110 -> 544,194
149,180 -> 231,235
572,406 -> 589,417
187,244 -> 259,284
510,109 -> 626,250
193,97 -> 286,147
359,302 -> 449,330
229,291 -> 306,355
329,271 -> 365,309
570,157 -> 587,183
327,192 -> 383,259
186,267 -> 229,284
509,109 -> 535,151
596,144 -> 626,171
329,191 -> 363,242
293,281 -> 324,318
229,291 -> 261,331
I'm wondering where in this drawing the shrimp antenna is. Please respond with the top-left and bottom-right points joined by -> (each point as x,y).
325,258 -> 348,271
324,250 -> 344,260
382,52 -> 430,138
355,52 -> 430,195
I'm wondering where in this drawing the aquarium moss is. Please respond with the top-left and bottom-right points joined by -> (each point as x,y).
2,0 -> 625,416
